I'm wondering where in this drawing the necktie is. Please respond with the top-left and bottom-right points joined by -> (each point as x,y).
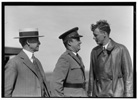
32,54 -> 42,79
103,47 -> 107,56
76,53 -> 79,58
31,54 -> 34,63
101,47 -> 108,62
76,53 -> 81,61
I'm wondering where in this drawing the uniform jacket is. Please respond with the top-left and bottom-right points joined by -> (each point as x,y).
4,50 -> 50,97
50,50 -> 87,97
88,39 -> 133,97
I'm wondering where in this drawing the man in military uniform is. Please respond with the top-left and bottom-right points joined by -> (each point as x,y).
50,27 -> 87,97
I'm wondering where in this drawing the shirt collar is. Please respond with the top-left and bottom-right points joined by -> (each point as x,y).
72,51 -> 77,56
23,49 -> 33,60
103,39 -> 110,49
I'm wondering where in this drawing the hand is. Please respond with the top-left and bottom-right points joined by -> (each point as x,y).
87,91 -> 93,97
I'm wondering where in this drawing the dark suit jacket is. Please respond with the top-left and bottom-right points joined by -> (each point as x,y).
50,50 -> 87,97
88,39 -> 133,97
4,50 -> 50,97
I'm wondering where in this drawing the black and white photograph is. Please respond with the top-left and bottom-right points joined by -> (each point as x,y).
2,1 -> 136,98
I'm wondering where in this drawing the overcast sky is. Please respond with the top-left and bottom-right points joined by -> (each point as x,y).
5,5 -> 133,73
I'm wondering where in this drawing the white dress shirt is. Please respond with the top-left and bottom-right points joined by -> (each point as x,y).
103,39 -> 110,49
23,49 -> 33,63
72,52 -> 77,56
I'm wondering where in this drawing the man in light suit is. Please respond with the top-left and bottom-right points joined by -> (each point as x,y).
50,27 -> 87,97
4,28 -> 51,97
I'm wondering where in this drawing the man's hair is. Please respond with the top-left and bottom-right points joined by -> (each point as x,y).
91,20 -> 111,35
19,37 -> 39,47
19,38 -> 28,47
63,38 -> 73,49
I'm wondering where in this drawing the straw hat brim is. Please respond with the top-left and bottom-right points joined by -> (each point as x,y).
14,35 -> 44,39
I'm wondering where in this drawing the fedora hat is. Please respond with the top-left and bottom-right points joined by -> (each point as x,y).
59,27 -> 83,42
14,28 -> 44,39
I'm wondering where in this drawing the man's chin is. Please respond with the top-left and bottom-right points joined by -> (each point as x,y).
96,41 -> 99,44
96,42 -> 99,45
96,42 -> 102,46
76,48 -> 80,52
98,44 -> 103,46
34,49 -> 39,52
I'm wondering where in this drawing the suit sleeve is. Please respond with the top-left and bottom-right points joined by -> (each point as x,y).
4,59 -> 18,97
87,50 -> 95,97
50,57 -> 69,97
121,46 -> 133,97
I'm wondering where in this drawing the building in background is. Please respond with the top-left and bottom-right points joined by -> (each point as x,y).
4,47 -> 22,66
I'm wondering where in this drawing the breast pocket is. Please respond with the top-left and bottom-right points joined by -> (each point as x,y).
68,66 -> 84,82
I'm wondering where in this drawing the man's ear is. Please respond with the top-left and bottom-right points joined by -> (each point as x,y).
67,40 -> 73,46
26,40 -> 30,46
103,31 -> 108,38
67,41 -> 71,46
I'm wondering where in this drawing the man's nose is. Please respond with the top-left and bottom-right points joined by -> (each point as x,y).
93,36 -> 96,40
79,40 -> 82,44
38,40 -> 41,45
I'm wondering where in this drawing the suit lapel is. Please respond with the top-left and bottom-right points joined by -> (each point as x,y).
33,56 -> 51,97
32,56 -> 49,87
33,57 -> 45,79
18,50 -> 39,79
18,50 -> 50,96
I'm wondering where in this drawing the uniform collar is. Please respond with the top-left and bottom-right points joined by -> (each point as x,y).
72,51 -> 77,56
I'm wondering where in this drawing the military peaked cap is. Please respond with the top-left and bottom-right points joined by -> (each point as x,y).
59,27 -> 83,42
